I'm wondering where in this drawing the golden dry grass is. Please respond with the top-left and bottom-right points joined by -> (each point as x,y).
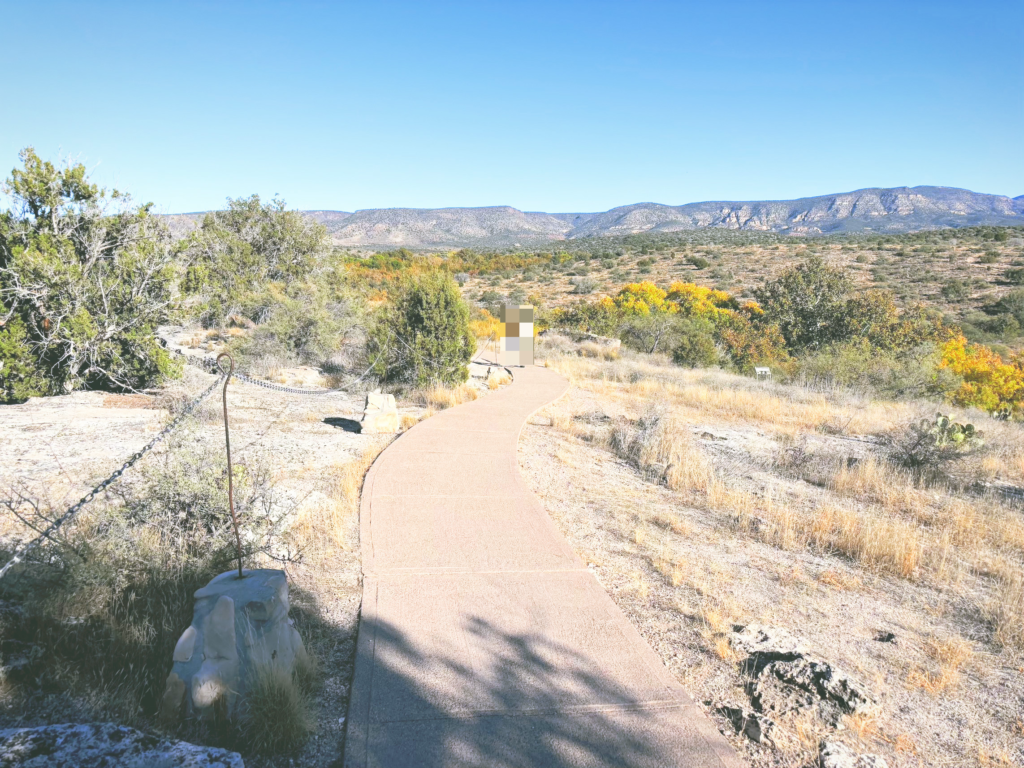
487,370 -> 512,389
906,636 -> 974,694
414,384 -> 480,410
290,439 -> 391,555
544,346 -> 1024,648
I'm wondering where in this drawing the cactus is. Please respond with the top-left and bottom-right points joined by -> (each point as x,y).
923,413 -> 981,449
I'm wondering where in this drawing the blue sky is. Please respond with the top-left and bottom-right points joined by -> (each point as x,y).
2,1 -> 1021,213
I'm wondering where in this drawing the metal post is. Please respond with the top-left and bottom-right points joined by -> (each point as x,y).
217,353 -> 245,579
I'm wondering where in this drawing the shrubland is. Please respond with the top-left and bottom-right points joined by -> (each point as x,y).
524,334 -> 1024,766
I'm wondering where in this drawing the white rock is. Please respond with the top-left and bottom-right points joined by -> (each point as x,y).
0,722 -> 244,767
360,391 -> 398,434
820,740 -> 889,768
159,569 -> 308,724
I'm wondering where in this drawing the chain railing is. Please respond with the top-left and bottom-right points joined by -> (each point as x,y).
0,372 -> 227,581
0,329 -> 485,581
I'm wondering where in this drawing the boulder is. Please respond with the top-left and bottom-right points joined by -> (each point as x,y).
730,624 -> 877,721
159,569 -> 308,725
820,740 -> 889,768
0,723 -> 243,767
718,704 -> 787,747
360,391 -> 398,434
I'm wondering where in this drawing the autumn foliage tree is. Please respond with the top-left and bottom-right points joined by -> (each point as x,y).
939,333 -> 1024,418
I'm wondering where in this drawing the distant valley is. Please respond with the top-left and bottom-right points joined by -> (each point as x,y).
166,186 -> 1024,249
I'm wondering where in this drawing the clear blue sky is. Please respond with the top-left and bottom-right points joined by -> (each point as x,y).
2,1 -> 1021,213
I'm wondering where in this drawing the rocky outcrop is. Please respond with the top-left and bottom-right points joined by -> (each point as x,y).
0,723 -> 243,767
819,740 -> 889,768
729,624 -> 877,726
159,569 -> 308,725
360,391 -> 398,434
284,186 -> 1024,247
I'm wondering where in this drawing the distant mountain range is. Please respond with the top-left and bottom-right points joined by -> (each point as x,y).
167,186 -> 1024,248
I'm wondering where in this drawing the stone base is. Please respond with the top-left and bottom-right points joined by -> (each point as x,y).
160,569 -> 307,725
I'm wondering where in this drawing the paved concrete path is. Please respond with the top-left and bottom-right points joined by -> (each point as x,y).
343,360 -> 743,768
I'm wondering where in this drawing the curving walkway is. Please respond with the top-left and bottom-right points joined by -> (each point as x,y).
343,358 -> 742,768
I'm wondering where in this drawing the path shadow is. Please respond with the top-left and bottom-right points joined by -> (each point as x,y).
324,417 -> 362,433
344,614 -> 717,768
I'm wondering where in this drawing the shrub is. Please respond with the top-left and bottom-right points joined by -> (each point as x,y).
367,271 -> 474,388
941,280 -> 970,300
939,333 -> 1024,417
229,282 -> 362,372
571,276 -> 598,294
240,664 -> 315,754
0,427 -> 291,734
672,320 -> 719,368
0,148 -> 181,400
753,257 -> 852,351
0,317 -> 47,402
888,412 -> 983,471
178,194 -> 331,315
687,256 -> 710,269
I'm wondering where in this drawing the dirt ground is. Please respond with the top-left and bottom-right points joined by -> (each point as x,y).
517,367 -> 1024,768
0,352 -> 505,768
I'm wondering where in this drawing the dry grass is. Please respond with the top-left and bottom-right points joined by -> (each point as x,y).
240,663 -> 315,754
906,636 -> 974,694
545,343 -> 1024,647
291,440 -> 391,555
413,383 -> 480,410
486,370 -> 512,389
531,337 -> 1024,768
987,569 -> 1024,649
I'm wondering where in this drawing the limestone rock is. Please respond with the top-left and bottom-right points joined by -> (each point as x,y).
360,391 -> 398,434
820,740 -> 889,768
730,624 -> 877,721
0,722 -> 244,767
718,704 -> 787,747
159,569 -> 308,724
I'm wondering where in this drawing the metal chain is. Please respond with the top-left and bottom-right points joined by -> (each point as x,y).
232,371 -> 343,395
0,373 -> 227,581
183,332 -> 390,396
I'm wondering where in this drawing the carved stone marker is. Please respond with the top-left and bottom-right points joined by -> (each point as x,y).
360,391 -> 398,434
159,568 -> 308,725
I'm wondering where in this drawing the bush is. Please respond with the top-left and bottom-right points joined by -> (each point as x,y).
367,271 -> 474,388
229,283 -> 362,372
571,276 -> 598,294
178,194 -> 331,316
940,280 -> 970,300
672,320 -> 719,368
888,412 -> 983,472
0,148 -> 181,400
795,339 -> 957,400
0,317 -> 48,402
0,426 -> 291,734
687,256 -> 710,269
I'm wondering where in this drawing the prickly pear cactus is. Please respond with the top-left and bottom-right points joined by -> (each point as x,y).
925,413 -> 981,449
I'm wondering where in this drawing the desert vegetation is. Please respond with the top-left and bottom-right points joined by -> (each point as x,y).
521,333 -> 1024,766
3,147 -> 1022,766
0,150 -> 493,765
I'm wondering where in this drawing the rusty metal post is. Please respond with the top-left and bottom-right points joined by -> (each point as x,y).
217,353 -> 244,579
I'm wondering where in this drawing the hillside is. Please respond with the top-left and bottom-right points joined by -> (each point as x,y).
163,187 -> 1024,248
308,187 -> 1022,247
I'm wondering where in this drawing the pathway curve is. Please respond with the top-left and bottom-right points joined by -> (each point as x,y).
343,360 -> 742,768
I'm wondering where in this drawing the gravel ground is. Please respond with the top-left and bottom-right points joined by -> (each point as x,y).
517,383 -> 1024,768
0,353 -> 503,768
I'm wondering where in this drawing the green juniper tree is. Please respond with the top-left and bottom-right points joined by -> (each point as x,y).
368,271 -> 474,388
0,148 -> 180,402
